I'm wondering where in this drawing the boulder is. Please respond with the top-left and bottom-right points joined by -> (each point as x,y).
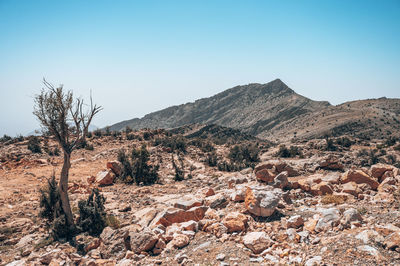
174,198 -> 203,210
152,206 -> 208,227
371,163 -> 395,181
169,234 -> 190,248
222,212 -> 248,233
230,185 -> 246,202
179,221 -> 198,232
255,168 -> 276,183
99,227 -> 130,259
273,171 -> 289,189
318,155 -> 343,171
245,186 -> 280,217
134,207 -> 158,228
384,231 -> 400,250
315,208 -> 340,232
341,170 -> 379,190
153,239 -> 166,255
204,222 -> 228,238
341,208 -> 362,227
378,176 -> 398,193
96,170 -> 115,186
129,228 -> 158,254
243,231 -> 272,254
310,181 -> 333,196
275,162 -> 300,177
341,182 -> 362,197
106,161 -> 123,177
204,193 -> 228,209
228,175 -> 248,188
286,215 -> 304,229
356,230 -> 384,244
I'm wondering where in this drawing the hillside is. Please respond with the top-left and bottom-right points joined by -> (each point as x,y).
109,79 -> 400,142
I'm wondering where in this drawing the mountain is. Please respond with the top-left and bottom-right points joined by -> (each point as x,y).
109,79 -> 400,141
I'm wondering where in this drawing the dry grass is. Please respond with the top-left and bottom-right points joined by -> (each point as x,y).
321,194 -> 347,205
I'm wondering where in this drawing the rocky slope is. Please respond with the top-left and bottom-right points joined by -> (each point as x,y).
1,130 -> 400,265
109,79 -> 400,142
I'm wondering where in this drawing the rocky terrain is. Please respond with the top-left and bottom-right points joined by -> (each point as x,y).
108,79 -> 400,142
1,128 -> 400,265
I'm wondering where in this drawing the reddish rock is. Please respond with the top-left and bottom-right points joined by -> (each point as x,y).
174,198 -> 203,210
341,170 -> 379,190
341,182 -> 362,197
129,229 -> 158,254
169,234 -> 190,248
371,163 -> 395,181
222,212 -> 248,233
96,170 -> 115,186
318,155 -> 344,171
286,215 -> 304,229
106,161 -> 122,177
245,186 -> 280,217
243,231 -> 272,254
153,206 -> 208,227
310,181 -> 333,196
255,169 -> 276,183
254,163 -> 274,172
384,232 -> 400,250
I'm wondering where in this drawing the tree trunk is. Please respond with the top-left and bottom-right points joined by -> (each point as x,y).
59,151 -> 74,227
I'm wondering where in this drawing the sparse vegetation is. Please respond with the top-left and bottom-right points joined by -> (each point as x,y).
276,144 -> 302,158
27,136 -> 42,153
76,188 -> 107,237
153,135 -> 187,153
172,153 -> 185,181
117,144 -> 159,185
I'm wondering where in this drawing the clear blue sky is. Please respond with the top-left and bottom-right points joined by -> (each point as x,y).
0,0 -> 399,136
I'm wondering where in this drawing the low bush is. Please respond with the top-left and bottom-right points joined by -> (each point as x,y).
172,154 -> 184,181
206,152 -> 218,167
153,135 -> 187,153
77,189 -> 107,237
27,136 -> 42,153
117,145 -> 159,185
276,145 -> 302,158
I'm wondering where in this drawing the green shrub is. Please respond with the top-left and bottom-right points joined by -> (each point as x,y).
77,189 -> 107,237
336,137 -> 353,148
325,137 -> 337,151
94,129 -> 102,137
104,127 -> 111,136
39,174 -> 75,240
117,145 -> 159,185
0,134 -> 12,143
143,131 -> 152,140
228,143 -> 259,164
117,150 -> 133,183
172,154 -> 184,181
28,136 -> 42,153
189,138 -> 215,152
206,152 -> 218,167
125,126 -> 132,134
217,161 -> 241,172
153,136 -> 186,153
131,145 -> 159,185
276,144 -> 302,158
385,136 -> 397,147
39,174 -> 60,223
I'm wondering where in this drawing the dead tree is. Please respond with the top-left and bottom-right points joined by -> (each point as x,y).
33,79 -> 102,229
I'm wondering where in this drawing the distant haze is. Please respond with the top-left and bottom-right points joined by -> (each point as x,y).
0,0 -> 399,136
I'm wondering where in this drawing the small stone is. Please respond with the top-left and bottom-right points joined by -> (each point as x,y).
216,253 -> 226,261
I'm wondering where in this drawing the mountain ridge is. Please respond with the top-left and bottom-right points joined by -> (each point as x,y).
109,79 -> 400,141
